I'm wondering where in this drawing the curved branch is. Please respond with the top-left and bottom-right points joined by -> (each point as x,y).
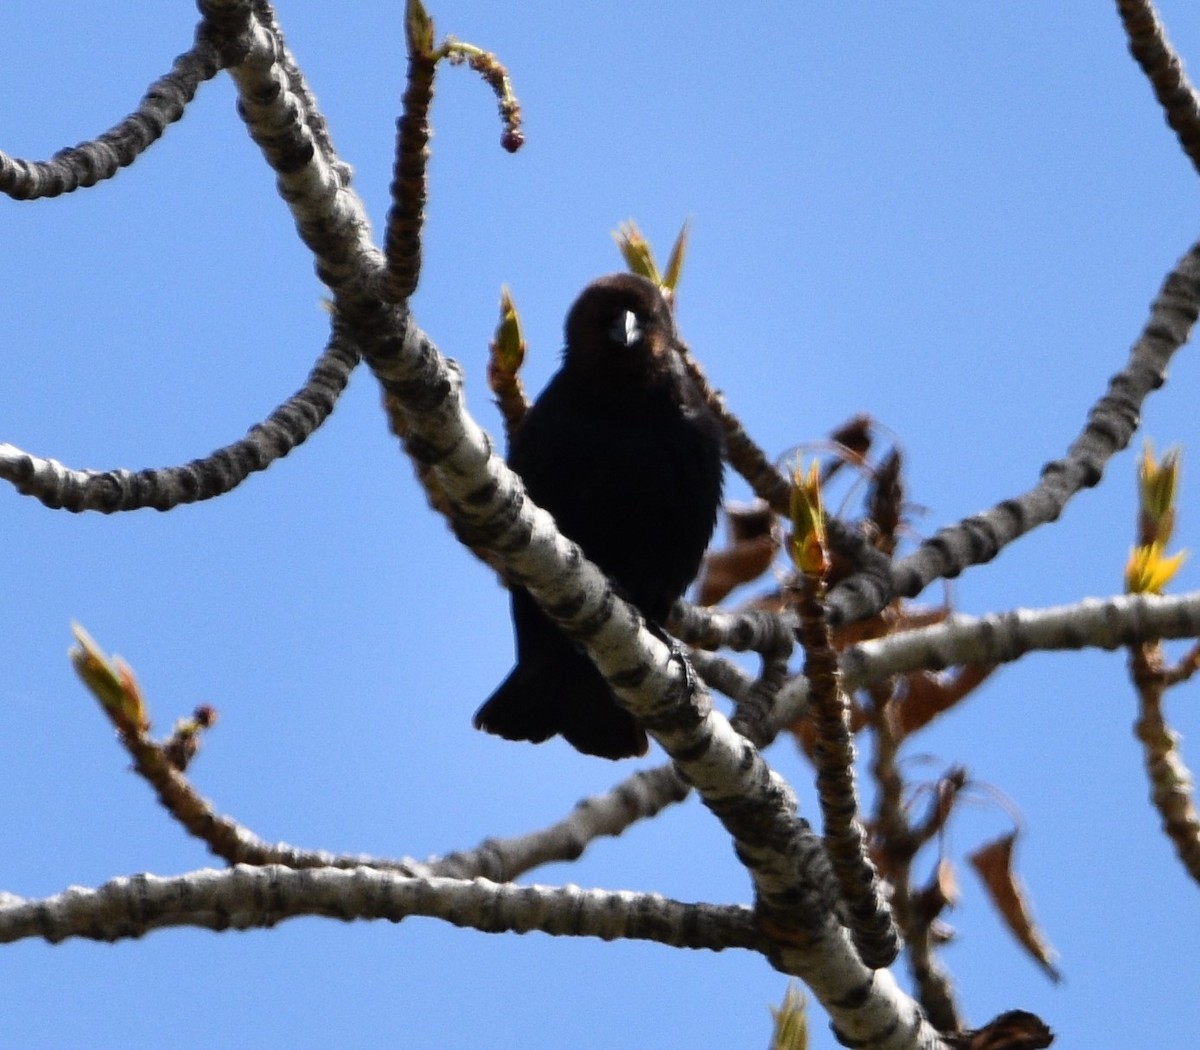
247,2 -> 351,186
0,335 -> 358,512
0,35 -> 224,201
828,238 -> 1200,627
1117,0 -> 1200,176
81,619 -> 690,883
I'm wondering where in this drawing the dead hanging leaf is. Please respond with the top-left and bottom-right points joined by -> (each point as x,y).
968,832 -> 1061,983
695,536 -> 778,606
946,1010 -> 1054,1050
913,856 -> 960,925
893,663 -> 997,739
867,448 -> 904,557
694,501 -> 780,606
821,414 -> 875,483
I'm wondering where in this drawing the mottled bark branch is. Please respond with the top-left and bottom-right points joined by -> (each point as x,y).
827,239 -> 1200,628
0,336 -> 357,512
0,866 -> 763,954
1117,0 -> 1200,176
0,34 -> 223,200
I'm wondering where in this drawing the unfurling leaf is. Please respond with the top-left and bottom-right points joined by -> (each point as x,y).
69,623 -> 149,737
1125,541 -> 1188,596
1127,442 -> 1187,594
613,219 -> 662,286
769,984 -> 809,1050
612,219 -> 690,308
788,459 -> 827,577
488,286 -> 529,434
490,286 -> 526,375
968,832 -> 1061,983
662,219 -> 690,295
405,0 -> 436,57
892,664 -> 997,739
1137,441 -> 1181,546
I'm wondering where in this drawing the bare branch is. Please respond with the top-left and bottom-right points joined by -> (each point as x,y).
0,866 -> 762,954
430,765 -> 690,881
677,342 -> 793,513
346,304 -> 956,1045
205,0 -> 381,295
381,0 -> 437,303
671,602 -> 795,655
0,335 -> 357,512
839,590 -> 1200,689
0,35 -> 223,200
794,577 -> 899,970
759,591 -> 1200,736
1117,0 -> 1200,175
1130,644 -> 1200,884
827,239 -> 1200,627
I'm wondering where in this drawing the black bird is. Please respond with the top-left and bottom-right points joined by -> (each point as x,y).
474,273 -> 724,759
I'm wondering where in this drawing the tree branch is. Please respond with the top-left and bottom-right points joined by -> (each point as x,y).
758,590 -> 1200,735
0,865 -> 762,953
0,335 -> 357,512
430,764 -> 690,881
826,238 -> 1200,627
0,33 -> 223,200
1117,0 -> 1200,176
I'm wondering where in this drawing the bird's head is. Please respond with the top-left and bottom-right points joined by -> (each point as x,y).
562,273 -> 678,388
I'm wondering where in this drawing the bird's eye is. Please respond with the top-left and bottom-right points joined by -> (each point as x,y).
608,309 -> 642,347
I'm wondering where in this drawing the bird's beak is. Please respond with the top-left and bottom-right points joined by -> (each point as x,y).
609,310 -> 642,347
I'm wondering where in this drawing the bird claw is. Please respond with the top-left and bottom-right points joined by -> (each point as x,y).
646,620 -> 698,695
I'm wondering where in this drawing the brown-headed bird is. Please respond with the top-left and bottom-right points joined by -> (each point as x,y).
474,273 -> 724,759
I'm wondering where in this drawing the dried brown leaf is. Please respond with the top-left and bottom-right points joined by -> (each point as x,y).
913,857 -> 959,924
821,414 -> 874,483
894,663 -> 996,739
947,1010 -> 1054,1050
968,832 -> 1061,983
694,502 -> 780,605
695,535 -> 779,606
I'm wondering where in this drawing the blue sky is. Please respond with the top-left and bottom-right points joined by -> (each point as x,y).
3,2 -> 1200,1046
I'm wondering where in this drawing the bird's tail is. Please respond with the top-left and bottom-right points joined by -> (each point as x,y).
474,659 -> 560,745
474,645 -> 647,760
